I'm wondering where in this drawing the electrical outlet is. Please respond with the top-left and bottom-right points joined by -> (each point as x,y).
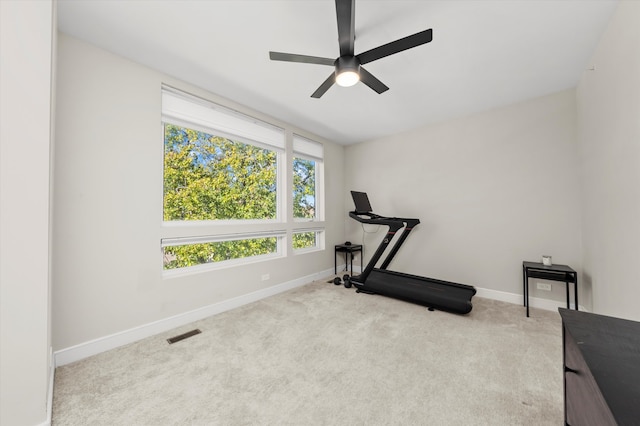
537,282 -> 552,291
261,273 -> 270,281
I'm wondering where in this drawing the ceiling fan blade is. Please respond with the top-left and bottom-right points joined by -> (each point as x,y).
359,67 -> 389,94
335,0 -> 355,56
357,28 -> 433,65
269,52 -> 335,66
311,73 -> 336,98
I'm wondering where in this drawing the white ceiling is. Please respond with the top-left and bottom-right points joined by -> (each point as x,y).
57,0 -> 618,145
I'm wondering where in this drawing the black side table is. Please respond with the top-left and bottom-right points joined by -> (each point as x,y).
523,261 -> 577,317
335,244 -> 363,275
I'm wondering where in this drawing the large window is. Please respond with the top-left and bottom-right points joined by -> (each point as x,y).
161,87 -> 324,273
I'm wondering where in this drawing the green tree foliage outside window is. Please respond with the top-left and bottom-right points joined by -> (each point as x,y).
293,157 -> 317,249
163,237 -> 277,270
163,124 -> 278,269
164,124 -> 277,221
292,231 -> 317,250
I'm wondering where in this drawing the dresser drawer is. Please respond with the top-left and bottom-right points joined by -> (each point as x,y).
564,328 -> 616,425
565,371 -> 616,425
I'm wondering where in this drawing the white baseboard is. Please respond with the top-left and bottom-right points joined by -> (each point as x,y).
475,286 -> 526,306
55,268 -> 334,367
335,263 -> 362,275
475,286 -> 586,312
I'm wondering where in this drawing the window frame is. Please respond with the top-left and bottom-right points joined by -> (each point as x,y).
162,88 -> 285,224
292,228 -> 325,254
161,231 -> 286,276
292,133 -> 324,223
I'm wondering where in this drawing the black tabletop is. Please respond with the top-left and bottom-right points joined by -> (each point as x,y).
335,244 -> 362,249
523,261 -> 575,273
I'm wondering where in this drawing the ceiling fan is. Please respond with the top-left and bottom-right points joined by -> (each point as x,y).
269,0 -> 433,98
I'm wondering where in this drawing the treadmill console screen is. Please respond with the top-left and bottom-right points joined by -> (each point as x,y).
351,191 -> 373,214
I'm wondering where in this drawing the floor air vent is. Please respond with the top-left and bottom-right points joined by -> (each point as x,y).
167,329 -> 201,344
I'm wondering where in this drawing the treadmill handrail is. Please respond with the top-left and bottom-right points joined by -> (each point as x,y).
349,211 -> 420,281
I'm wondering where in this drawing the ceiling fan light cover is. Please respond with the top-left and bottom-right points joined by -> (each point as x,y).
336,70 -> 359,87
335,55 -> 360,87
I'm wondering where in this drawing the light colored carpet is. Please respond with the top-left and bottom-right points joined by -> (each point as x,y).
52,278 -> 563,425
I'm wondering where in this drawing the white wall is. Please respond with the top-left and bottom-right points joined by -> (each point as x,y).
0,1 -> 54,425
345,90 -> 582,306
577,0 -> 640,321
53,34 -> 344,352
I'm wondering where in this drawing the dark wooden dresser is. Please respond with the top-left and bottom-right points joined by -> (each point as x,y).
559,308 -> 640,425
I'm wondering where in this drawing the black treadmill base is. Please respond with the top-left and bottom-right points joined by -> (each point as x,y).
352,269 -> 476,315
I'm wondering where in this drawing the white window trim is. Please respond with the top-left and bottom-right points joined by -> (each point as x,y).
293,133 -> 323,161
161,230 -> 286,247
162,219 -> 282,228
162,86 -> 285,151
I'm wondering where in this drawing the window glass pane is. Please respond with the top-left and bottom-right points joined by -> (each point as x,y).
163,237 -> 278,270
293,231 -> 317,250
164,124 -> 277,221
293,157 -> 316,219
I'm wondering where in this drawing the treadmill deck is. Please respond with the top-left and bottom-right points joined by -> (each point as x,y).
351,268 -> 476,314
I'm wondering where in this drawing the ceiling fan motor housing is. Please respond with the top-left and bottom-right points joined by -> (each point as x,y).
335,55 -> 360,74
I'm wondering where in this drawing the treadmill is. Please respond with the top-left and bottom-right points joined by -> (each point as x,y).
348,191 -> 476,314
